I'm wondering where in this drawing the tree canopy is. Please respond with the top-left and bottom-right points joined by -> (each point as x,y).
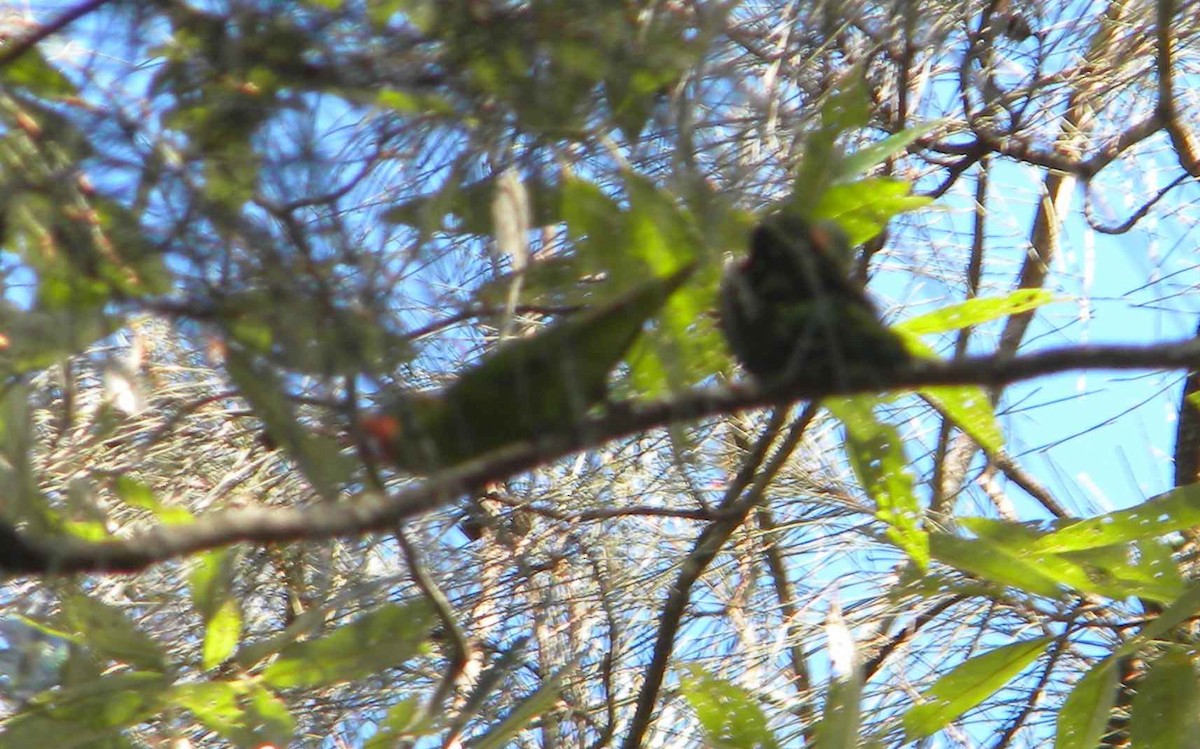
1,1 -> 1199,747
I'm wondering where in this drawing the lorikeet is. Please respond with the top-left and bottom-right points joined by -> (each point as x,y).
363,264 -> 693,473
719,214 -> 909,386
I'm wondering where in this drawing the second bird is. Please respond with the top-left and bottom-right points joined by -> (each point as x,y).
719,214 -> 910,386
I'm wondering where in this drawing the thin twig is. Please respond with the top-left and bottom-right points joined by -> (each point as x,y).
0,0 -> 115,69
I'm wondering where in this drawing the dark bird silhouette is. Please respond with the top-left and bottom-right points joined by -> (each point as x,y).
719,214 -> 910,386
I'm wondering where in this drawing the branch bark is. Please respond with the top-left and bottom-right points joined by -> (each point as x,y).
7,336 -> 1200,577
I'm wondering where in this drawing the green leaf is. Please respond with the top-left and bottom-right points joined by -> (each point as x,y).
902,636 -> 1054,740
1055,659 -> 1120,749
244,682 -> 294,742
812,178 -> 932,245
114,475 -> 193,524
262,600 -> 435,689
620,176 -> 724,392
1130,647 -> 1200,749
946,518 -> 1181,601
2,49 -> 76,95
622,175 -> 704,277
383,172 -> 562,235
681,665 -> 780,749
0,672 -> 168,749
897,290 -> 1057,335
364,697 -> 431,748
929,532 -> 1065,598
828,398 -> 928,568
836,121 -> 945,180
1057,540 -> 1185,603
563,177 -> 627,265
1124,582 -> 1200,650
472,662 -> 578,749
472,256 -> 589,308
170,680 -> 294,748
202,600 -> 243,671
191,549 -> 235,619
1033,484 -> 1200,553
0,307 -> 119,377
376,87 -> 454,115
794,75 -> 871,197
921,385 -> 1004,454
0,382 -> 45,529
815,672 -> 863,749
170,681 -> 244,738
59,594 -> 167,673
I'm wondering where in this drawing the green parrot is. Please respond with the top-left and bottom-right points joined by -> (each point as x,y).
719,213 -> 910,386
364,264 -> 694,473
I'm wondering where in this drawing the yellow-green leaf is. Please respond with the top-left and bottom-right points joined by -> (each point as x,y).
60,594 -> 166,673
921,385 -> 1004,454
1055,659 -> 1119,749
897,290 -> 1057,335
262,601 -> 434,689
1033,484 -> 1200,553
1130,647 -> 1200,749
202,600 -> 243,671
829,398 -> 928,568
681,665 -> 780,749
903,636 -> 1054,740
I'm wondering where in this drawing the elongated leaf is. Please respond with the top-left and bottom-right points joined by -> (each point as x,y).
187,547 -> 243,672
829,399 -> 928,568
60,593 -> 166,673
929,532 -> 1065,598
921,385 -> 1004,454
473,661 -> 580,749
170,681 -> 244,739
190,546 -> 242,669
813,178 -> 932,246
957,518 -> 1184,602
1130,647 -> 1200,749
1056,659 -> 1119,749
0,671 -> 167,749
1125,582 -> 1200,650
2,49 -> 77,95
383,172 -> 562,235
897,290 -> 1057,335
191,548 -> 235,620
794,75 -> 870,196
836,121 -> 944,180
1058,540 -> 1185,603
903,636 -> 1054,740
114,475 -> 193,525
225,348 -> 352,500
244,682 -> 294,743
364,697 -> 429,748
376,265 -> 693,473
203,600 -> 243,670
1034,484 -> 1200,553
262,600 -> 434,689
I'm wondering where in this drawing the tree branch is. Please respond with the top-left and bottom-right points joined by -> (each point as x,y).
7,336 -> 1200,577
0,0 -> 115,69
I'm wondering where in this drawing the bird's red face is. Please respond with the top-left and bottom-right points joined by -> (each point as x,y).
359,413 -> 402,463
